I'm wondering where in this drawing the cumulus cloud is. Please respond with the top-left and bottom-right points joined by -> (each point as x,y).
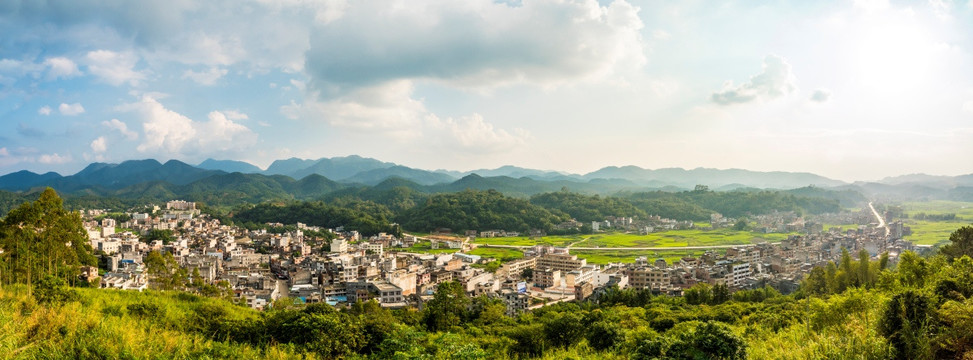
282,81 -> 430,137
38,106 -> 52,115
43,57 -> 81,80
59,102 -> 85,115
85,50 -> 145,86
282,81 -> 529,152
182,67 -> 228,85
90,136 -> 107,153
305,0 -> 645,95
711,55 -> 797,105
38,153 -> 71,164
963,99 -> 973,115
102,119 -> 139,140
119,96 -> 257,156
427,114 -> 531,153
810,89 -> 831,103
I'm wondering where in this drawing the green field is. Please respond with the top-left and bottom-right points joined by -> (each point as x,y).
573,229 -> 793,248
904,220 -> 970,246
572,249 -> 718,265
902,201 -> 973,219
901,201 -> 973,246
467,247 -> 524,261
472,235 -> 581,247
403,243 -> 459,254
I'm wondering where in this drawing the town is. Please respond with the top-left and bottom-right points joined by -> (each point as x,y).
83,199 -> 922,316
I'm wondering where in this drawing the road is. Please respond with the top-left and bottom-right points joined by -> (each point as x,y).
868,201 -> 890,237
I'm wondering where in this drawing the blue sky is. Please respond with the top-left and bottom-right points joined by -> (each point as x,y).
1,0 -> 971,181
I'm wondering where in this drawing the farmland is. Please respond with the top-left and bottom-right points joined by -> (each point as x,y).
901,201 -> 973,246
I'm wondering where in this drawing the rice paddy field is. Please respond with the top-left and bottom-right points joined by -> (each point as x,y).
572,229 -> 794,248
901,201 -> 973,246
471,235 -> 581,247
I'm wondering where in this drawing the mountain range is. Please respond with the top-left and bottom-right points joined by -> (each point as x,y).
1,156 -> 971,204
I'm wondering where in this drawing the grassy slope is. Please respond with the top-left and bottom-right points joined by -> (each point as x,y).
0,286 -> 307,360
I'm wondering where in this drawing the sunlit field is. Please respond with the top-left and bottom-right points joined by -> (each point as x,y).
902,201 -> 973,246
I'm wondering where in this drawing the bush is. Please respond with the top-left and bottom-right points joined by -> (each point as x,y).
34,275 -> 79,305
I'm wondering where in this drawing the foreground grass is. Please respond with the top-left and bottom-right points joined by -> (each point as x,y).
0,285 -> 307,359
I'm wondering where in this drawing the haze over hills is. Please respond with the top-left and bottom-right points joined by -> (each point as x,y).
1,156 -> 971,203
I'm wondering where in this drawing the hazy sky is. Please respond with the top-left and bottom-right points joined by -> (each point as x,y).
1,0 -> 972,182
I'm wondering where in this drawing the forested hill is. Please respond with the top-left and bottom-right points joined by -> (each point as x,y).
218,188 -> 845,235
397,190 -> 569,233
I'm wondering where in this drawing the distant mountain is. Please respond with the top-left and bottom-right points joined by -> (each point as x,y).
583,166 -> 846,189
286,155 -> 395,180
0,159 -> 225,192
264,158 -> 319,176
342,165 -> 457,185
197,159 -> 262,173
0,170 -> 62,190
876,173 -> 973,189
465,165 -> 581,181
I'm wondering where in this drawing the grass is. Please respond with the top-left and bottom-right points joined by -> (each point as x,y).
904,220 -> 970,245
0,285 -> 307,359
402,243 -> 460,254
900,201 -> 973,246
901,201 -> 973,220
472,235 -> 581,247
467,247 -> 524,261
574,229 -> 794,248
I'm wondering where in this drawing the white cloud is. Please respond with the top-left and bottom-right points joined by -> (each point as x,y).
181,67 -> 228,85
305,0 -> 645,95
810,89 -> 831,103
853,0 -> 890,11
84,50 -> 145,86
58,102 -> 85,115
963,100 -> 973,115
90,136 -> 107,153
119,96 -> 256,156
427,114 -> 531,153
711,55 -> 797,105
43,57 -> 81,80
282,80 -> 529,152
102,119 -> 139,140
282,81 -> 428,138
38,106 -> 52,115
37,153 -> 71,164
222,110 -> 248,120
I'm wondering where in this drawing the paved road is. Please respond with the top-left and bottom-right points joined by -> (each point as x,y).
868,201 -> 890,237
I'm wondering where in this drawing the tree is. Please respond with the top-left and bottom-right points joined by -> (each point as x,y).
0,188 -> 95,295
423,281 -> 470,332
940,226 -> 973,261
145,250 -> 188,290
733,219 -> 748,231
685,283 -> 714,305
542,311 -> 584,348
587,321 -> 623,351
711,283 -> 731,305
879,290 -> 936,360
858,249 -> 872,288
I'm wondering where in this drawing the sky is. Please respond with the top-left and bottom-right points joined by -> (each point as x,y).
1,0 -> 972,182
